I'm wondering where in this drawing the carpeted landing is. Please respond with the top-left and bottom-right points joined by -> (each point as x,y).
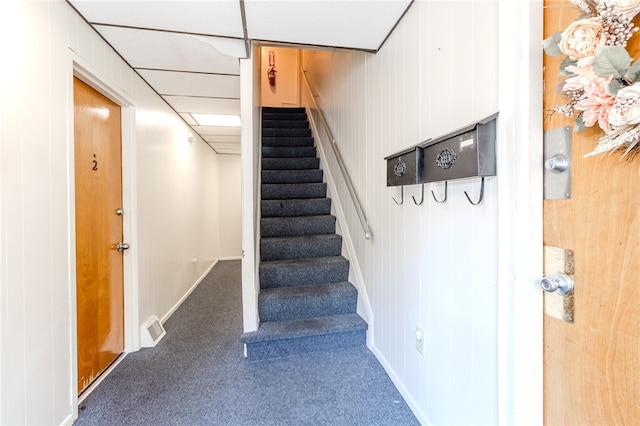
73,260 -> 420,426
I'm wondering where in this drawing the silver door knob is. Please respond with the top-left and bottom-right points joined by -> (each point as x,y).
544,154 -> 569,173
540,272 -> 573,295
116,242 -> 130,252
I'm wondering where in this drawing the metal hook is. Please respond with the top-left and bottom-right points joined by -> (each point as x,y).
431,181 -> 448,203
412,184 -> 424,205
464,177 -> 485,206
393,185 -> 404,205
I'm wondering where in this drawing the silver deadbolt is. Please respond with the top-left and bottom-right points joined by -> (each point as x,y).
543,126 -> 572,199
540,272 -> 574,295
544,154 -> 569,173
116,242 -> 130,252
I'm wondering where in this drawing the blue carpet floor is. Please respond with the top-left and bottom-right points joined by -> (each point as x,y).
73,260 -> 420,426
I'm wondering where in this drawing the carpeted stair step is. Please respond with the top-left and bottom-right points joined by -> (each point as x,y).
262,157 -> 320,170
262,113 -> 307,122
261,234 -> 342,261
261,198 -> 332,218
262,146 -> 316,158
241,313 -> 368,361
262,136 -> 314,148
263,120 -> 310,129
261,183 -> 326,200
261,215 -> 336,237
263,106 -> 305,114
261,170 -> 323,184
259,282 -> 357,322
248,105 -> 368,362
262,128 -> 312,138
259,256 -> 350,288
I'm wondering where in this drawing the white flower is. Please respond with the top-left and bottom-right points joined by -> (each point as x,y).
609,84 -> 640,127
612,0 -> 640,17
560,18 -> 605,60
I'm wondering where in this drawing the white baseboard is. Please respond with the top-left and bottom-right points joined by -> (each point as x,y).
219,255 -> 242,261
370,344 -> 431,426
160,259 -> 218,324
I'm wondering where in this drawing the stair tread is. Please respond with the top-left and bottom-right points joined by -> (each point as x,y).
261,281 -> 355,300
241,313 -> 367,343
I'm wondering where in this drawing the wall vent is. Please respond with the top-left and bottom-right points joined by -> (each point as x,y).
141,316 -> 166,347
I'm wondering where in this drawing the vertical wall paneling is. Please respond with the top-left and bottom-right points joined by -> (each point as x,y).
1,2 -> 224,424
218,154 -> 242,259
301,1 -> 500,424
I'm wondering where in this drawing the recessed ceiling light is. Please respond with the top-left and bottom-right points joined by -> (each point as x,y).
191,113 -> 241,127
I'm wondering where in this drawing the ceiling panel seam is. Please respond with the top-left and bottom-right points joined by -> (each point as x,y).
136,68 -> 240,77
86,22 -> 246,44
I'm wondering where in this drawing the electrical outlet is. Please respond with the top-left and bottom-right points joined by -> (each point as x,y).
415,327 -> 425,355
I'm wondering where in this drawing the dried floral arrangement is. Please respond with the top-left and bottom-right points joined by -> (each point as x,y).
543,0 -> 640,157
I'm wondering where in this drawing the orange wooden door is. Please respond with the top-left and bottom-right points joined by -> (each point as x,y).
543,1 -> 640,424
74,77 -> 124,394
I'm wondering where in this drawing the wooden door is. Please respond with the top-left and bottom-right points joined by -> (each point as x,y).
74,77 -> 124,394
543,1 -> 640,424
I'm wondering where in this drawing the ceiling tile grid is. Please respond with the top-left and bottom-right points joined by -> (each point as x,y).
68,0 -> 413,154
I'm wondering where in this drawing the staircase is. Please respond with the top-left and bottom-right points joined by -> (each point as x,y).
241,106 -> 368,361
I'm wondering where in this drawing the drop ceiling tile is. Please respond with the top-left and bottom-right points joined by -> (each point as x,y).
201,135 -> 241,144
69,0 -> 245,39
179,113 -> 198,126
192,126 -> 241,136
94,25 -> 243,73
138,70 -> 240,98
244,0 -> 412,51
164,96 -> 240,115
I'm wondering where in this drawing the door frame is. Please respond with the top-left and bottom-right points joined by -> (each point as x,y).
68,52 -> 140,410
496,0 -> 544,424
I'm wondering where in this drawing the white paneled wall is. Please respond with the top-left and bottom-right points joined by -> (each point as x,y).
218,154 -> 242,259
0,1 -> 228,424
302,1 -> 499,423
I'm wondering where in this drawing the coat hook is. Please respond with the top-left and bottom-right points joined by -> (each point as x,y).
431,181 -> 448,203
412,184 -> 424,205
393,185 -> 404,205
464,177 -> 485,206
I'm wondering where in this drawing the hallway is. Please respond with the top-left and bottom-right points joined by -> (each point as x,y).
74,261 -> 418,425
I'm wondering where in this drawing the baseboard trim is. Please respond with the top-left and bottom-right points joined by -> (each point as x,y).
160,259 -> 218,324
370,344 -> 431,426
219,255 -> 242,261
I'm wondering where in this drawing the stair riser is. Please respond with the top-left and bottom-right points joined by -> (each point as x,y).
261,170 -> 323,184
260,259 -> 349,288
262,158 -> 320,170
261,216 -> 335,237
259,285 -> 357,322
261,199 -> 332,218
261,183 -> 327,200
262,147 -> 316,158
263,128 -> 311,137
263,107 -> 305,114
262,137 -> 314,148
260,236 -> 342,261
262,113 -> 307,121
244,330 -> 366,361
263,120 -> 310,129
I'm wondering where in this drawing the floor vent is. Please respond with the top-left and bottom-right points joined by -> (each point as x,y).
141,316 -> 166,347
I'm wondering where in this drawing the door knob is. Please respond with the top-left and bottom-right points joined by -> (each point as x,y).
540,272 -> 573,295
544,154 -> 570,173
116,242 -> 130,252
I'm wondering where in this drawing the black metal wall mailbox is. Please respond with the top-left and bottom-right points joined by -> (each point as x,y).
421,113 -> 498,183
384,146 -> 424,187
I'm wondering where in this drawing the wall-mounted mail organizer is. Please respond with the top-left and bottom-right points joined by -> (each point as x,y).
384,146 -> 424,205
385,112 -> 498,206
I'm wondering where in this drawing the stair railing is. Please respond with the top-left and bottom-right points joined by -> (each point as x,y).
300,69 -> 372,240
